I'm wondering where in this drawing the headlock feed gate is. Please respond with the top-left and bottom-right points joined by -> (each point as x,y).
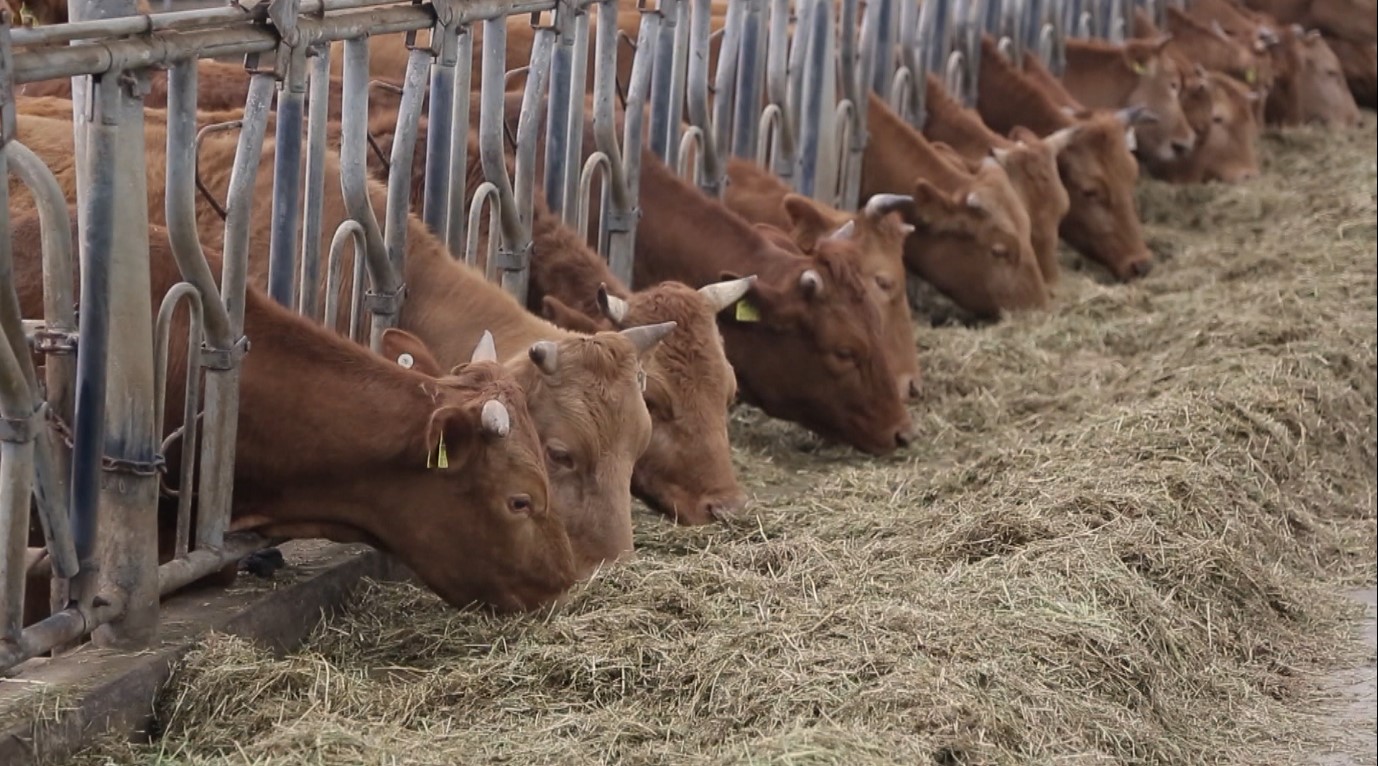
0,0 -> 1168,677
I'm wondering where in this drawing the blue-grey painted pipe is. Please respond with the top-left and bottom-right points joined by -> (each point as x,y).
423,25 -> 458,236
795,0 -> 830,198
648,0 -> 680,161
869,0 -> 896,97
544,11 -> 575,216
267,51 -> 307,309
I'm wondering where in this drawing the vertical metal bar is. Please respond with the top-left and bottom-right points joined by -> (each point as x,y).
299,44 -> 331,317
85,65 -> 159,650
383,49 -> 431,276
731,0 -> 766,159
423,12 -> 458,236
267,25 -> 306,309
764,0 -> 795,180
3,143 -> 78,582
444,26 -> 473,257
340,38 -> 403,352
648,0 -> 679,161
687,0 -> 729,196
478,17 -> 535,303
559,9 -> 591,227
544,2 -> 577,216
795,0 -> 830,198
710,1 -> 742,176
603,9 -> 658,284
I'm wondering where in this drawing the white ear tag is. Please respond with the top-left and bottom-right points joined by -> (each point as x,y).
397,353 -> 415,369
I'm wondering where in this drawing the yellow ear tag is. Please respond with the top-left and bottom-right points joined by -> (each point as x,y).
427,433 -> 449,469
734,298 -> 761,323
1131,61 -> 1147,75
1245,68 -> 1257,85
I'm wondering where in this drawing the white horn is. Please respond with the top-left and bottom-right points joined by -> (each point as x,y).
990,146 -> 1012,166
621,321 -> 677,355
1044,125 -> 1080,154
597,283 -> 630,324
470,330 -> 498,364
799,268 -> 823,297
826,220 -> 857,241
966,191 -> 984,210
480,399 -> 511,438
699,275 -> 757,312
863,193 -> 913,219
528,340 -> 559,375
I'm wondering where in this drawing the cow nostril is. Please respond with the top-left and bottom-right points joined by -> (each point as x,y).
895,427 -> 915,448
1129,259 -> 1154,280
908,378 -> 923,399
1171,140 -> 1192,156
703,495 -> 748,523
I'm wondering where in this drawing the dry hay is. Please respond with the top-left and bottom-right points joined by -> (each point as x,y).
74,118 -> 1376,766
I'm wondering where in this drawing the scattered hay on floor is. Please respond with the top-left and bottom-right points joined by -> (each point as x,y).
74,119 -> 1376,766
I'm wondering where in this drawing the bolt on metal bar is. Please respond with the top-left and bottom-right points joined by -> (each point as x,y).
340,37 -> 404,352
4,141 -> 79,582
299,43 -> 332,317
151,283 -> 204,561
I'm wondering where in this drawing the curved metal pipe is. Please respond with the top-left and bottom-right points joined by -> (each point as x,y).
152,282 -> 203,560
577,151 -> 612,256
383,47 -> 432,275
323,219 -> 368,343
464,182 -> 502,281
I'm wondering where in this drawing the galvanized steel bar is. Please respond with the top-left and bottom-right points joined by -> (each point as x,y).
464,182 -> 502,280
266,0 -> 306,310
444,26 -> 474,257
709,1 -> 742,183
730,0 -> 766,159
157,532 -> 271,597
794,0 -> 830,198
323,220 -> 368,337
151,283 -> 204,560
0,594 -> 122,671
478,17 -> 532,301
647,0 -> 681,162
383,48 -> 431,276
340,37 -> 404,351
559,10 -> 591,227
299,44 -> 332,316
543,1 -> 579,217
4,141 -> 79,581
509,25 -> 555,299
763,0 -> 795,180
422,2 -> 460,236
840,0 -> 868,210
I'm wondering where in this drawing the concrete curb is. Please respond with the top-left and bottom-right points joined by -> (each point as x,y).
0,541 -> 405,766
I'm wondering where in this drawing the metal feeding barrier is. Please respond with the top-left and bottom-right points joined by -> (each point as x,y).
0,0 -> 1113,677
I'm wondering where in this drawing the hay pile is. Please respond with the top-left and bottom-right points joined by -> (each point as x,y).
77,120 -> 1376,766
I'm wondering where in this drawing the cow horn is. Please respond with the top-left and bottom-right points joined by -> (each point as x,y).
799,268 -> 823,296
620,321 -> 677,354
529,341 -> 559,375
826,220 -> 857,241
597,283 -> 629,324
1210,20 -> 1228,38
699,276 -> 756,312
470,330 -> 498,364
480,399 -> 511,438
1124,125 -> 1138,152
966,191 -> 984,211
990,146 -> 1012,166
1044,125 -> 1080,153
863,193 -> 913,219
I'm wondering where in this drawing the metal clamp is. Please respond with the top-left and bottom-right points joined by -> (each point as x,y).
364,284 -> 408,315
495,242 -> 532,273
29,327 -> 79,355
0,403 -> 44,444
199,335 -> 251,371
603,206 -> 641,234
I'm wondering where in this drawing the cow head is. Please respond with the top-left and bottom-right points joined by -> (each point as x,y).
368,329 -> 577,612
1045,113 -> 1154,282
1123,36 -> 1200,163
502,325 -> 674,576
904,157 -> 1050,318
719,230 -> 916,455
1194,72 -> 1262,182
994,128 -> 1072,287
541,280 -> 749,526
1269,26 -> 1361,127
780,192 -> 922,399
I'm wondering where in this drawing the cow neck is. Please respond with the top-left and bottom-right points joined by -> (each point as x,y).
864,92 -> 972,195
637,154 -> 788,285
724,158 -> 796,231
922,74 -> 1009,158
238,289 -> 442,475
397,216 -> 576,367
977,39 -> 1075,135
1064,41 -> 1141,107
530,205 -> 632,319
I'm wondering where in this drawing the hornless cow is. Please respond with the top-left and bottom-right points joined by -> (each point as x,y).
977,37 -> 1155,282
10,208 -> 577,613
862,93 -> 1050,318
1155,72 -> 1262,183
14,99 -> 670,580
921,75 -> 1070,288
721,158 -> 923,399
1060,36 -> 1199,165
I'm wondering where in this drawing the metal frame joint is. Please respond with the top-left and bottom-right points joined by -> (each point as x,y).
199,335 -> 251,371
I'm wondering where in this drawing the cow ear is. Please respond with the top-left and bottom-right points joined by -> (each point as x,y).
420,404 -> 481,470
719,270 -> 782,323
380,328 -> 445,377
541,295 -> 606,334
909,179 -> 956,224
782,193 -> 842,251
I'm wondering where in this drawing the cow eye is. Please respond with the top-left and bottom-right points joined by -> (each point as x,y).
545,442 -> 575,470
874,274 -> 896,292
1212,114 -> 1226,124
1080,186 -> 1101,200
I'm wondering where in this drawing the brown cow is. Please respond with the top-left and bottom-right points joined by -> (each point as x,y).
1242,0 -> 1378,103
625,146 -> 917,455
721,157 -> 922,399
1324,37 -> 1378,107
1158,72 -> 1262,183
922,75 -> 1070,287
977,37 -> 1154,282
1061,36 -> 1199,164
14,97 -> 670,580
9,206 -> 577,613
863,93 -> 1050,318
1161,6 -> 1276,100
361,114 -> 751,527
